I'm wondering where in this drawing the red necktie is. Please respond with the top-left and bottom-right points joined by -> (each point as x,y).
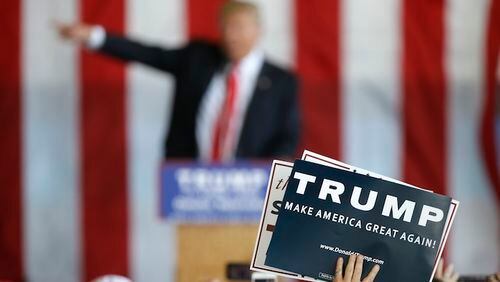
211,65 -> 239,161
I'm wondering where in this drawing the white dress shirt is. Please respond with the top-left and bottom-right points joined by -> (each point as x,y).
196,48 -> 264,162
87,27 -> 265,162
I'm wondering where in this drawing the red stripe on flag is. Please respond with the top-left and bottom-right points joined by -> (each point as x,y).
0,0 -> 24,280
482,0 -> 500,201
402,0 -> 447,195
80,0 -> 129,280
295,0 -> 342,159
186,0 -> 226,42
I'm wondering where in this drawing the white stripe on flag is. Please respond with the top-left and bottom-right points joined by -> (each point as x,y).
22,0 -> 81,280
126,0 -> 185,281
251,0 -> 295,68
342,0 -> 401,178
447,0 -> 500,273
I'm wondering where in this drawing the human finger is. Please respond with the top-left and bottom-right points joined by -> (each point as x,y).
436,259 -> 444,278
344,254 -> 356,281
334,257 -> 344,281
362,264 -> 380,282
443,263 -> 455,278
352,255 -> 364,282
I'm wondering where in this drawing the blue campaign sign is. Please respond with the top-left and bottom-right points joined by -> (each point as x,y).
266,160 -> 454,282
160,161 -> 272,223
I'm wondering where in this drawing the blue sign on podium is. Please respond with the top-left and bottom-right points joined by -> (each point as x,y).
161,161 -> 272,223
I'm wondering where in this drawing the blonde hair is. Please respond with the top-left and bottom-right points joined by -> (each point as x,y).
220,0 -> 260,23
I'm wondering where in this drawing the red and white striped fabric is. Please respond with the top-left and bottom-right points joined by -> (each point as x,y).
0,0 -> 498,281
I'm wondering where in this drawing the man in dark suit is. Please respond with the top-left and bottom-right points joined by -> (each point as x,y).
58,0 -> 300,161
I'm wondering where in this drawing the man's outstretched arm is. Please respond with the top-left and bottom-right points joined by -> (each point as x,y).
57,22 -> 185,75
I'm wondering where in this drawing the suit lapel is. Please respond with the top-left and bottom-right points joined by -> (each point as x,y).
236,62 -> 274,156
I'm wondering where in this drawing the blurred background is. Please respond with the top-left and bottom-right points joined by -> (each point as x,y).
0,0 -> 498,281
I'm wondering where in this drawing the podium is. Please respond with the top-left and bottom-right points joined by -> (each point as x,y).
161,161 -> 271,282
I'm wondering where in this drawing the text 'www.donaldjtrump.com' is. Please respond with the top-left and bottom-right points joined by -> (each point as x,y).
319,244 -> 385,265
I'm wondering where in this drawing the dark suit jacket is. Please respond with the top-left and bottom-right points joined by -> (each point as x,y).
99,34 -> 300,159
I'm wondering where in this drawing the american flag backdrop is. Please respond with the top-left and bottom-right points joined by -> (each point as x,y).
0,0 -> 499,281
